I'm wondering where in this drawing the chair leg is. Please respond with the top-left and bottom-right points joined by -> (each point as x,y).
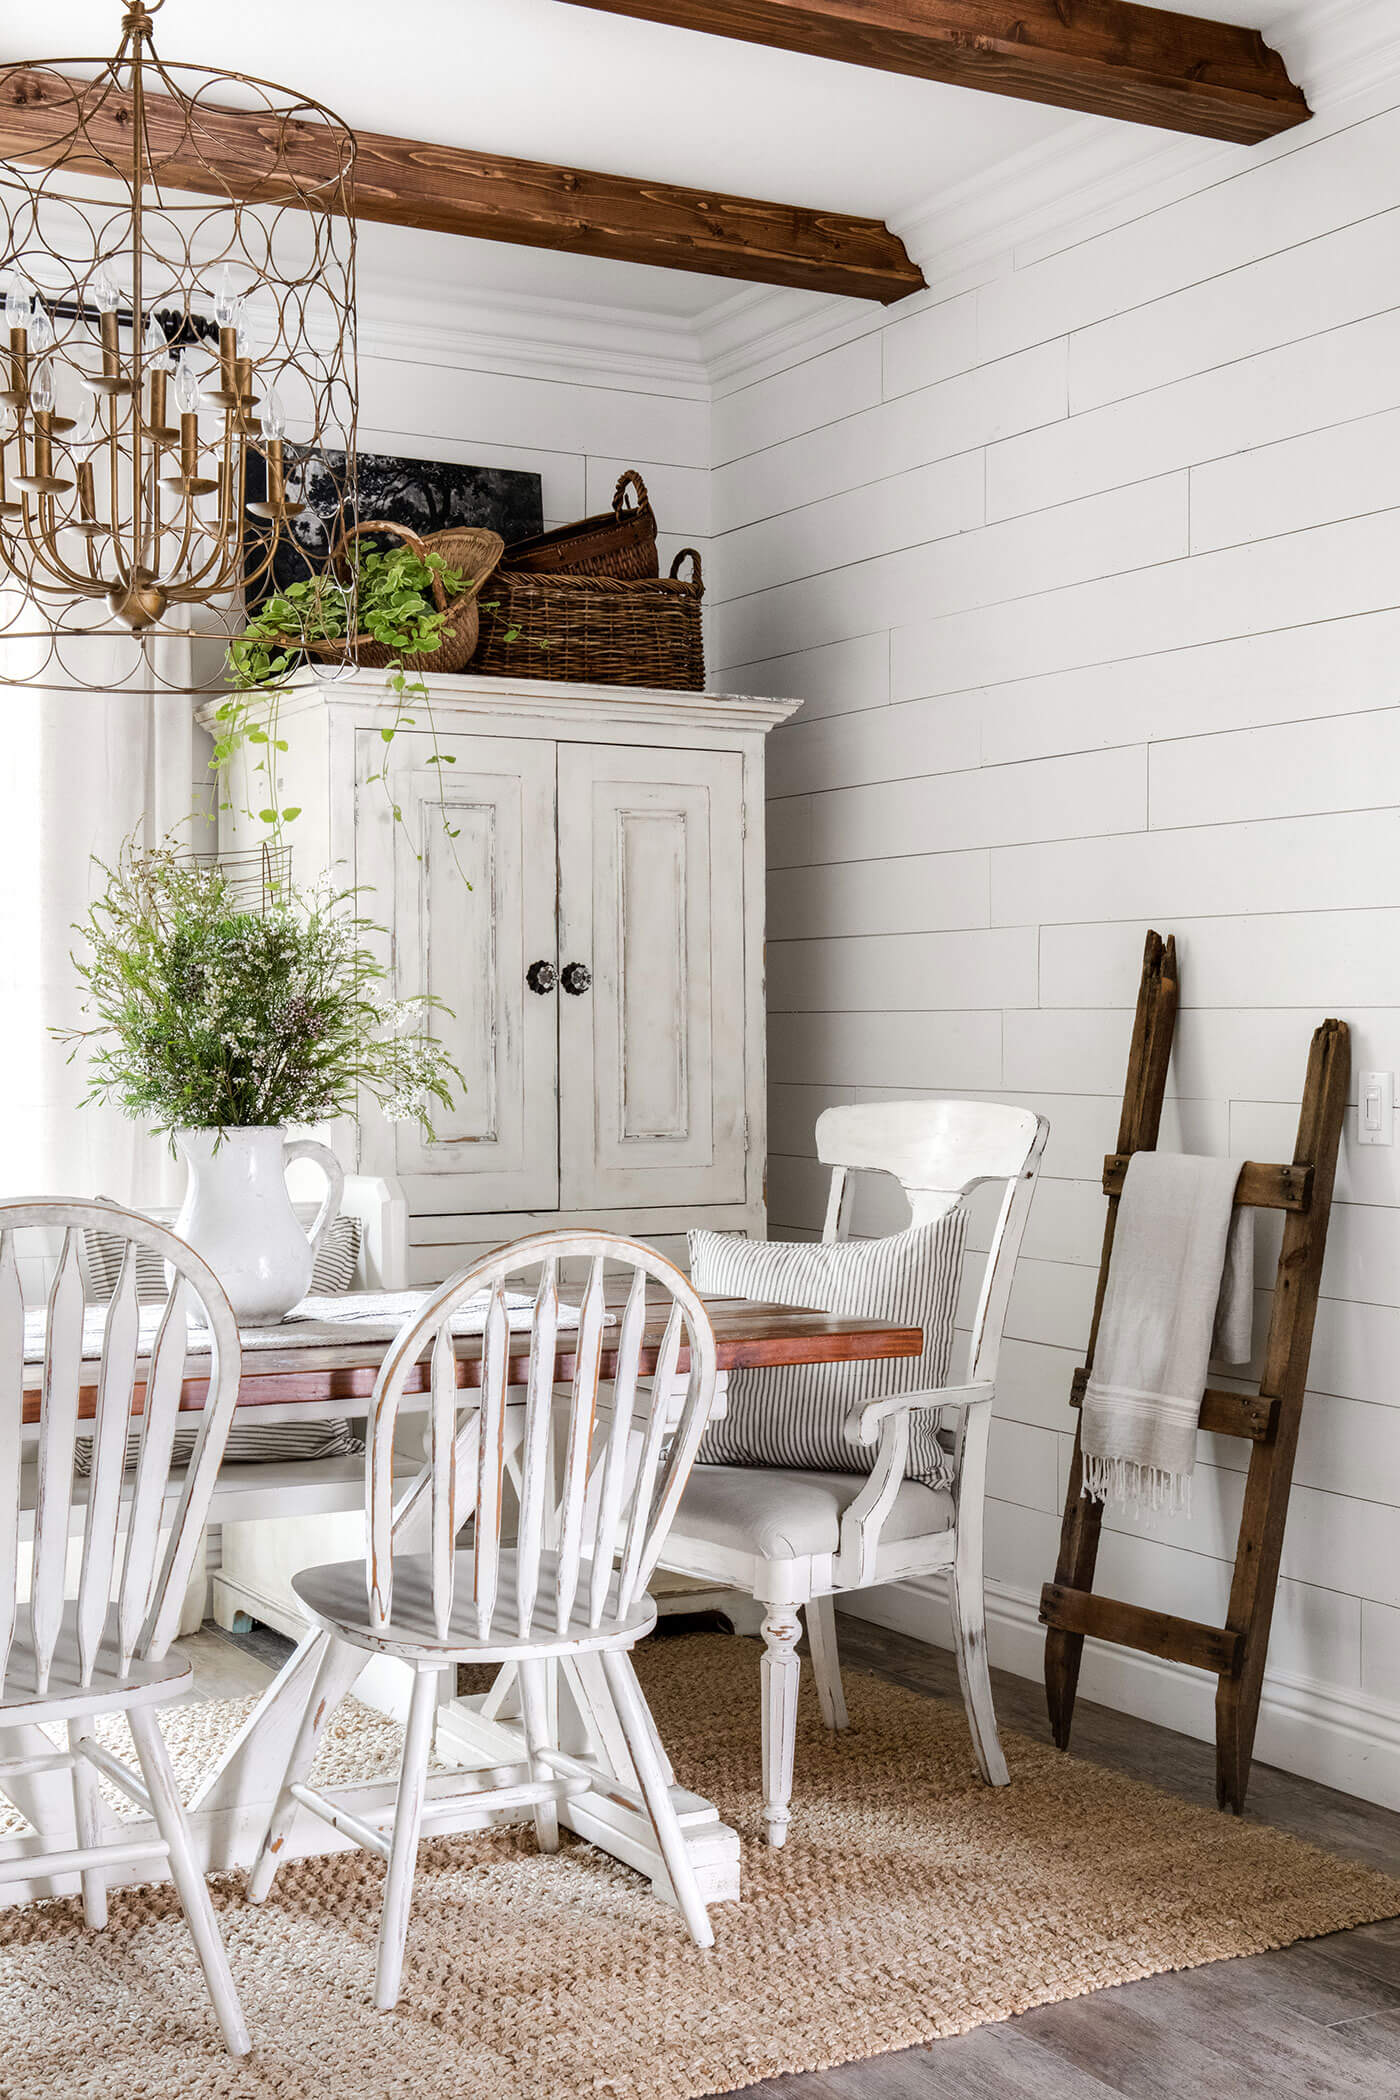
760,1606 -> 802,1849
128,1707 -> 250,2059
374,1664 -> 441,2012
517,1659 -> 559,1854
67,1718 -> 107,1930
804,1596 -> 849,1733
601,1648 -> 713,1950
950,1553 -> 1009,1789
247,1632 -> 361,1904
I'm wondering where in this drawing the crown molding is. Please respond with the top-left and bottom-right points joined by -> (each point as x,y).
353,268 -> 711,399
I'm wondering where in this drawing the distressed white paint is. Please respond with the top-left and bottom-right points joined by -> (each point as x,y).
207,670 -> 794,1271
0,1203 -> 249,2055
247,1232 -> 722,2000
661,1100 -> 1046,1844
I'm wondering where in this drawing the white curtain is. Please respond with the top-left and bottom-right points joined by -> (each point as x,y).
0,624 -> 215,1206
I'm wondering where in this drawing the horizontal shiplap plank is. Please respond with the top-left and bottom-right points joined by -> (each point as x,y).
713,335 -> 882,466
714,340 -> 1065,535
880,290 -> 982,402
1068,205 -> 1400,415
1149,710 -> 1400,829
987,306 -> 1400,523
988,1417 -> 1062,1515
720,475 -> 1187,665
767,1008 -> 1002,1089
1360,1600 -> 1400,1705
358,355 -> 709,467
978,609 -> 1400,764
991,809 -> 1400,926
1004,1007 -> 1397,1103
893,509 -> 1400,701
1040,912 -> 1400,1012
767,926 -> 1038,1014
775,746 -> 1145,867
1190,403 -> 1400,554
768,690 -> 980,799
709,449 -> 983,603
976,103 -> 1400,365
767,849 -> 989,940
718,631 -> 889,721
1005,1258 -> 1098,1353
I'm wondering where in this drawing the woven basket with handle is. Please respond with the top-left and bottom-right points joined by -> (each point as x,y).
474,548 -> 704,690
259,518 -> 503,673
504,470 -> 659,581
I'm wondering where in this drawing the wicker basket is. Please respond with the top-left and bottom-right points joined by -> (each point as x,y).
262,518 -> 503,673
474,548 -> 704,690
504,470 -> 659,581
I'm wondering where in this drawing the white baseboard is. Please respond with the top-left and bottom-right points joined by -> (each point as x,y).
837,1576 -> 1400,1814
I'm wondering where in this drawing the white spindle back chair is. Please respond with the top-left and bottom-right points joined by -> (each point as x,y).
0,1199 -> 249,2057
248,1229 -> 721,2010
661,1098 -> 1048,1846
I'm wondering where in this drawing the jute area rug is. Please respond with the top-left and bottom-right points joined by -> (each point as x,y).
2,1631 -> 1398,2100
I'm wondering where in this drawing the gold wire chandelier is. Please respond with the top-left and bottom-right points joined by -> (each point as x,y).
0,0 -> 357,692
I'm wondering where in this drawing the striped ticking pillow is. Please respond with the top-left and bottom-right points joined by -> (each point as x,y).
688,1211 -> 969,1490
76,1213 -> 364,1474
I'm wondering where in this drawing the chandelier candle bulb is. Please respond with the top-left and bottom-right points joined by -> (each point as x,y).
1,325 -> 25,413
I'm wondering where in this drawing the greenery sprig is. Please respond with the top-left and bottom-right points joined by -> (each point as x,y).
58,842 -> 462,1138
212,538 -> 475,863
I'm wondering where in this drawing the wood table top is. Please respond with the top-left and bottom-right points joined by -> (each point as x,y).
20,1289 -> 924,1422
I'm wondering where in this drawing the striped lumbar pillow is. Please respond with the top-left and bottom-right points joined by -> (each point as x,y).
688,1212 -> 968,1490
77,1213 -> 365,1473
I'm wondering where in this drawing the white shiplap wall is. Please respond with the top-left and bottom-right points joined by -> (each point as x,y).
711,91 -> 1400,1803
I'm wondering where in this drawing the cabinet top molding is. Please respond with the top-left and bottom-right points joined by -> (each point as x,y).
557,1 -> 1311,146
196,667 -> 804,737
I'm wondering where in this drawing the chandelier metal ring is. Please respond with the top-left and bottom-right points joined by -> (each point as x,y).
0,0 -> 358,694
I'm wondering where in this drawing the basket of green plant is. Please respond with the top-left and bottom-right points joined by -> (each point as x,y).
233,518 -> 503,683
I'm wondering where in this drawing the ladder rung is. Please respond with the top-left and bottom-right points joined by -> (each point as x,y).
1039,1583 -> 1244,1677
1068,1367 -> 1277,1441
1103,1155 -> 1312,1210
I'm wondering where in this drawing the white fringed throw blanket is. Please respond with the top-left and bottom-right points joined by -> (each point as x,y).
1081,1153 -> 1255,1517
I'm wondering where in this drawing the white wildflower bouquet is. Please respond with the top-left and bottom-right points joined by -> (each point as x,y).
61,843 -> 460,1135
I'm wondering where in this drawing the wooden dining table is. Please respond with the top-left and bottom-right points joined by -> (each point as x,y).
4,1289 -> 923,1914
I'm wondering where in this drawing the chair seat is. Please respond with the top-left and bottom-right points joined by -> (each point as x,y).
0,1604 -> 192,1726
668,1463 -> 955,1562
292,1548 -> 658,1661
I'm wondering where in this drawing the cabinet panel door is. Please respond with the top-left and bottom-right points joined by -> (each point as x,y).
557,743 -> 747,1209
357,730 -> 559,1212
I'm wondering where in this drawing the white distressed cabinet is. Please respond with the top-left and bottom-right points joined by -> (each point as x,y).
210,668 -> 797,1276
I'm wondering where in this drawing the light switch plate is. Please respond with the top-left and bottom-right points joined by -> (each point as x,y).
1357,1070 -> 1394,1147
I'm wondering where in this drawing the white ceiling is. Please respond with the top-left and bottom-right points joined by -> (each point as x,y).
7,0 -> 1335,325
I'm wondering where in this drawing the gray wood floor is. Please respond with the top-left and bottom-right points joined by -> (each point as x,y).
710,1619 -> 1400,2100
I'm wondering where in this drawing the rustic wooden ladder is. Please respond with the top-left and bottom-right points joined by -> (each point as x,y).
1039,930 -> 1350,1814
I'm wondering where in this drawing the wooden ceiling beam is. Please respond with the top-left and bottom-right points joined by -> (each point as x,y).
0,69 -> 925,304
557,0 -> 1311,146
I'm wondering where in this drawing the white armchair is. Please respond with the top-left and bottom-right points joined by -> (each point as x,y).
660,1098 -> 1047,1845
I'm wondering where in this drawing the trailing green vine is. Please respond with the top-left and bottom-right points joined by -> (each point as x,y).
211,540 -> 476,881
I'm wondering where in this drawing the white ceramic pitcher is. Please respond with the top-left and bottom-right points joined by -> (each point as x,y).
172,1126 -> 345,1326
